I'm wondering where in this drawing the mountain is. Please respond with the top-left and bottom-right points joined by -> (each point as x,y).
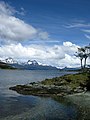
0,58 -> 58,70
27,60 -> 38,65
1,57 -> 18,64
61,67 -> 81,71
10,62 -> 58,70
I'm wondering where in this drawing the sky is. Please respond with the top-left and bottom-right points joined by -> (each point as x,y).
0,0 -> 90,68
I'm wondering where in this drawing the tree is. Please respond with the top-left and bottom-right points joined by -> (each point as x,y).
84,44 -> 90,68
85,44 -> 90,58
83,53 -> 88,68
75,44 -> 90,69
75,48 -> 84,69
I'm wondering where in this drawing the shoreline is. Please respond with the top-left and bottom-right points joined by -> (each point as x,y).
9,71 -> 90,97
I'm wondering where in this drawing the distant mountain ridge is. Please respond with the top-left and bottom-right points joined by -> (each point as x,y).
61,67 -> 81,71
27,60 -> 39,65
0,57 -> 82,70
0,58 -> 58,70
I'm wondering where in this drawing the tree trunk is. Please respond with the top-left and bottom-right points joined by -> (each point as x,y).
80,58 -> 83,69
84,57 -> 87,68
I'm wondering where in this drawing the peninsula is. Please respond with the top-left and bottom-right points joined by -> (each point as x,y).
9,70 -> 90,97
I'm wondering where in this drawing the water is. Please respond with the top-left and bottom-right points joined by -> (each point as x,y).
0,69 -> 84,120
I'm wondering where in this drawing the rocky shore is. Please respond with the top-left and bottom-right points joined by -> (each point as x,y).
9,71 -> 90,97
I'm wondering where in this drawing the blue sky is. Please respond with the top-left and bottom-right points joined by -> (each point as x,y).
3,0 -> 90,45
0,0 -> 90,67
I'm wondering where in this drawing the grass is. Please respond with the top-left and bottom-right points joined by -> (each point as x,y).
9,71 -> 90,96
41,72 -> 90,90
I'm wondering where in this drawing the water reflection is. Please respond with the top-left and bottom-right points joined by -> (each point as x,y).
0,95 -> 78,120
0,69 -> 89,120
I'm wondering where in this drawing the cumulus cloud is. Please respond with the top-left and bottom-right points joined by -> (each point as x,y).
62,41 -> 79,56
0,1 -> 36,41
63,41 -> 73,46
0,1 -> 15,15
0,2 -> 89,68
0,43 -> 64,60
0,15 -> 37,41
0,41 -> 85,68
38,31 -> 49,40
0,1 -> 49,42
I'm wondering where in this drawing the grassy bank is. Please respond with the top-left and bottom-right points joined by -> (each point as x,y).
9,71 -> 90,97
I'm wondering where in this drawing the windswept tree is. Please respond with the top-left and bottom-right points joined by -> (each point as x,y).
75,48 -> 84,69
85,44 -> 90,58
83,53 -> 88,68
75,44 -> 90,69
84,44 -> 90,68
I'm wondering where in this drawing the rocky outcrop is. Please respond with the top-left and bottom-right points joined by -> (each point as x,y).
9,72 -> 90,97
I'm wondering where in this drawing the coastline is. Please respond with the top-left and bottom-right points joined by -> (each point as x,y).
9,71 -> 90,97
6,70 -> 90,120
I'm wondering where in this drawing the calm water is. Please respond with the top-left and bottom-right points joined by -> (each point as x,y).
0,69 -> 83,120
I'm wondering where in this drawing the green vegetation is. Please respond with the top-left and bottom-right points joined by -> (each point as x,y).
9,71 -> 90,97
41,72 -> 90,91
75,44 -> 90,69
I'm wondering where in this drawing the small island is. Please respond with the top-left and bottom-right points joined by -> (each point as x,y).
9,70 -> 90,97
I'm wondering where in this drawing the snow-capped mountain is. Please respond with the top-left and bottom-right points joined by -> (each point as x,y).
0,58 -> 59,70
2,57 -> 18,64
27,60 -> 38,65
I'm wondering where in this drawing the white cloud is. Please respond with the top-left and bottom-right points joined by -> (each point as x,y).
65,21 -> 90,42
0,1 -> 49,42
65,23 -> 90,28
0,41 -> 85,68
62,41 -> 79,56
0,43 -> 64,60
85,34 -> 90,40
0,1 -> 15,15
81,29 -> 90,40
82,29 -> 90,33
0,2 -> 89,68
0,15 -> 37,41
63,41 -> 73,46
38,31 -> 49,40
57,54 -> 80,68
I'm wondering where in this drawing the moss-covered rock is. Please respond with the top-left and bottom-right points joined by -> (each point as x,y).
9,71 -> 90,97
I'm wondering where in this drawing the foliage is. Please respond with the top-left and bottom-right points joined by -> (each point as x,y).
41,71 -> 90,90
75,44 -> 90,69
